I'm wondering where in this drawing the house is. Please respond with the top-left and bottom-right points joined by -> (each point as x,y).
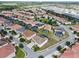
31,26 -> 38,32
2,11 -> 13,17
60,43 -> 79,58
54,27 -> 65,37
0,17 -> 5,25
0,38 -> 7,46
36,23 -> 45,29
0,20 -> 5,25
0,43 -> 15,58
52,15 -> 71,25
43,24 -> 52,31
33,35 -> 48,47
23,19 -> 37,26
72,24 -> 79,32
23,30 -> 36,40
8,24 -> 22,30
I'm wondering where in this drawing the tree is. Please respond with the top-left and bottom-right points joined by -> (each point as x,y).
52,55 -> 58,58
20,38 -> 25,42
26,40 -> 31,44
19,43 -> 24,48
77,32 -> 79,37
0,29 -> 7,36
73,31 -> 77,34
9,30 -> 17,35
38,55 -> 44,58
69,27 -> 72,30
56,46 -> 62,51
9,36 -> 13,40
65,41 -> 71,46
32,45 -> 40,51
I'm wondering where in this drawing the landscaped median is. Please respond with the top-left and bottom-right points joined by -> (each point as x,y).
15,46 -> 26,58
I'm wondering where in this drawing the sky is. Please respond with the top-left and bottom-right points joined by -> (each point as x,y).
0,0 -> 79,2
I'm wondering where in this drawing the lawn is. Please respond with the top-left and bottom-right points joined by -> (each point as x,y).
38,29 -> 53,38
16,47 -> 26,58
38,38 -> 58,51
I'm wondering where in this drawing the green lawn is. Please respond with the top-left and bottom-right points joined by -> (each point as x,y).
16,47 -> 26,58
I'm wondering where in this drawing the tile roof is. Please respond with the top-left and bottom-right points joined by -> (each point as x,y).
0,44 -> 15,58
33,35 -> 48,47
52,15 -> 70,24
23,30 -> 36,38
33,35 -> 48,44
43,24 -> 52,30
72,24 -> 79,32
23,19 -> 37,26
0,17 -> 5,25
60,43 -> 79,58
9,24 -> 22,30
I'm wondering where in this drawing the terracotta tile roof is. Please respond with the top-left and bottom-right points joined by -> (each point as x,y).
0,20 -> 4,25
43,24 -> 51,30
23,30 -> 36,38
72,24 -> 79,32
0,17 -> 5,25
0,44 -> 15,58
9,24 -> 22,30
60,43 -> 79,58
23,19 -> 37,26
52,15 -> 70,24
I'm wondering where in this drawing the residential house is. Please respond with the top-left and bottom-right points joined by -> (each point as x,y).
8,24 -> 22,31
54,27 -> 65,37
23,30 -> 36,40
72,24 -> 79,32
43,24 -> 52,31
0,17 -> 6,25
36,23 -> 45,29
0,43 -> 15,58
2,11 -> 13,17
33,35 -> 48,47
52,15 -> 71,25
23,19 -> 37,26
60,43 -> 79,58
